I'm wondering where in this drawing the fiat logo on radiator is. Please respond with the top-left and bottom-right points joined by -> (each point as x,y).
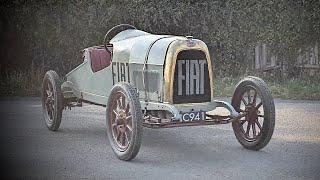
186,41 -> 197,47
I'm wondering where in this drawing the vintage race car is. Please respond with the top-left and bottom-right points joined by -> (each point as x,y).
42,24 -> 275,161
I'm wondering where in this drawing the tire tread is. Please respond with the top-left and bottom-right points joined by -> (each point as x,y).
42,70 -> 63,131
232,76 -> 275,150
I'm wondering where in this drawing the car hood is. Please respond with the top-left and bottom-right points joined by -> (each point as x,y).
110,29 -> 151,43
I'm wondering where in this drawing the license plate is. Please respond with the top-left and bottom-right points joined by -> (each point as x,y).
181,111 -> 206,122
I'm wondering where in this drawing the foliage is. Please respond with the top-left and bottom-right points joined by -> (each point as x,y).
1,0 -> 319,76
0,64 -> 44,96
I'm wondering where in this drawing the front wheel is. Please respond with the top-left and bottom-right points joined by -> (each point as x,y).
106,82 -> 143,161
231,76 -> 275,150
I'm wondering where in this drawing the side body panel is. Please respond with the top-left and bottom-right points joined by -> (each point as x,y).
64,49 -> 113,105
64,30 -> 178,105
111,33 -> 178,102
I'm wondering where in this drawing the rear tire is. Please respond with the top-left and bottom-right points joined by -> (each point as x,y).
231,76 -> 275,150
42,70 -> 63,131
106,82 -> 143,161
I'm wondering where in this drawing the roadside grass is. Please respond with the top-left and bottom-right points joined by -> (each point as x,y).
1,69 -> 320,100
0,68 -> 43,97
214,76 -> 320,100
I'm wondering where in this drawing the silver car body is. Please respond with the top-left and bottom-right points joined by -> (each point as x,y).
61,29 -> 238,121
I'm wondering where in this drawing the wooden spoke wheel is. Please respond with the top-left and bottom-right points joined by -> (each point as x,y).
110,91 -> 133,151
42,70 -> 63,131
106,83 -> 143,161
231,76 -> 275,150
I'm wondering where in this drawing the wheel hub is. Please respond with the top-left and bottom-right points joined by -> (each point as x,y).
118,124 -> 126,133
118,110 -> 127,124
245,105 -> 258,124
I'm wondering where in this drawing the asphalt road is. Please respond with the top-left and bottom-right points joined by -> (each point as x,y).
1,97 -> 320,179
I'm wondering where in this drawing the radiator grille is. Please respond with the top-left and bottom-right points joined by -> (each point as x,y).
173,50 -> 211,104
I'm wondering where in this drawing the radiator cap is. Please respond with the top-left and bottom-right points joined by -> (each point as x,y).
186,35 -> 193,40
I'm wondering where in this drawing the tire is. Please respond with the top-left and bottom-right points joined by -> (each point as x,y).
231,76 -> 275,150
42,70 -> 63,131
106,82 -> 143,161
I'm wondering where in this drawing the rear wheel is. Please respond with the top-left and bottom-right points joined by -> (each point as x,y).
231,76 -> 275,150
106,82 -> 143,161
42,70 -> 63,131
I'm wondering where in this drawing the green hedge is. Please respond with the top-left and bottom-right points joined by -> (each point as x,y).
1,0 -> 319,76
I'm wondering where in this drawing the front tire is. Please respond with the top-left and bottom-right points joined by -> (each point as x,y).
42,70 -> 63,131
231,76 -> 275,150
106,82 -> 143,161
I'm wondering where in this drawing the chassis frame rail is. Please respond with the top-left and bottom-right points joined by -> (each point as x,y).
143,114 -> 245,128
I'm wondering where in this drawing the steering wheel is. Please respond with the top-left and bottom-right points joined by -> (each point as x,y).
103,24 -> 136,53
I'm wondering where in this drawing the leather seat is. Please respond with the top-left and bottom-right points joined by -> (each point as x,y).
90,48 -> 112,72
